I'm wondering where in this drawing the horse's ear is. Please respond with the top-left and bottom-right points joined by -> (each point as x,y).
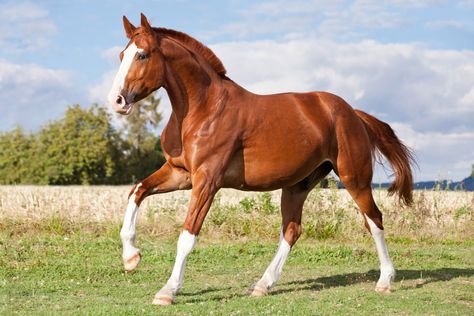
140,13 -> 153,33
123,16 -> 136,38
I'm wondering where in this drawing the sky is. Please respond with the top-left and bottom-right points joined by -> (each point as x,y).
0,0 -> 473,182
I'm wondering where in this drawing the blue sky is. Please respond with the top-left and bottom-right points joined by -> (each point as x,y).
0,0 -> 473,182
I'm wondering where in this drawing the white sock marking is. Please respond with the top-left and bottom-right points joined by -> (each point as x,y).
255,230 -> 291,290
157,230 -> 197,297
120,184 -> 142,259
365,215 -> 395,288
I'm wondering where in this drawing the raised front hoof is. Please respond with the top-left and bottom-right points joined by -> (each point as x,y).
249,285 -> 268,297
123,252 -> 141,272
375,286 -> 392,294
152,294 -> 174,306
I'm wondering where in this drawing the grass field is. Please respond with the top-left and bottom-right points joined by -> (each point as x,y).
0,186 -> 473,315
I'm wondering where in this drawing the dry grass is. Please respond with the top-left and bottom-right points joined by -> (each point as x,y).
0,185 -> 473,241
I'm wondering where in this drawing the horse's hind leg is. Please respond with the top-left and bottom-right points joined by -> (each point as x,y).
120,163 -> 191,272
338,169 -> 395,293
334,107 -> 395,292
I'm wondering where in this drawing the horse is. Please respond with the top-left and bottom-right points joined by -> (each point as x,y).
107,14 -> 415,306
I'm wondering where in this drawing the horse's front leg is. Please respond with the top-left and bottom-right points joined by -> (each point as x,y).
121,162 -> 191,272
152,167 -> 221,305
250,185 -> 308,296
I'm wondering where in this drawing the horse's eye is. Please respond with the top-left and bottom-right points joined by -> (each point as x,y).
137,53 -> 148,61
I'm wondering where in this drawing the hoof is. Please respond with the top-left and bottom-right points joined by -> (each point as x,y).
152,295 -> 174,306
249,286 -> 268,297
124,252 -> 141,272
375,286 -> 392,293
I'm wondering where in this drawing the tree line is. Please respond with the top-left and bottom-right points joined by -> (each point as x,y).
0,94 -> 165,185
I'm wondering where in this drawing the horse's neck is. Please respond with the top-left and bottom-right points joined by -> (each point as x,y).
161,56 -> 227,157
163,58 -> 225,122
163,66 -> 189,122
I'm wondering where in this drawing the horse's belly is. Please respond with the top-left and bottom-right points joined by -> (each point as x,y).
223,142 -> 329,191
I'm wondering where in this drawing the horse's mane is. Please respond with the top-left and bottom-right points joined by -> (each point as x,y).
154,27 -> 227,76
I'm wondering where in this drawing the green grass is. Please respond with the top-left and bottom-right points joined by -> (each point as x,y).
1,229 -> 473,315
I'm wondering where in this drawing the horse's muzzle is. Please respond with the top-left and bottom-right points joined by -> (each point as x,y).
111,93 -> 135,115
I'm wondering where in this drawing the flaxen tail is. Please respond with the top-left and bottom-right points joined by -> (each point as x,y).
355,110 -> 416,205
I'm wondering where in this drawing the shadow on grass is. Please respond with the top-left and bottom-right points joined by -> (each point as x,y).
179,268 -> 474,303
273,268 -> 474,295
180,286 -> 233,297
179,286 -> 247,304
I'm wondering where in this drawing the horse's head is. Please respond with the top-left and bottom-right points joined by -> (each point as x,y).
108,14 -> 165,115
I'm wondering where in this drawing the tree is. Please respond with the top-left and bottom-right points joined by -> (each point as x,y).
0,127 -> 38,184
119,93 -> 165,181
122,93 -> 162,147
35,104 -> 124,184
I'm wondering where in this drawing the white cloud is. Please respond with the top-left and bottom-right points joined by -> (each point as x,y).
88,69 -> 116,105
244,0 -> 342,16
0,59 -> 76,131
205,0 -> 416,41
89,44 -> 127,106
387,0 -> 442,8
425,20 -> 467,30
318,0 -> 407,35
101,46 -> 123,66
0,1 -> 57,52
88,45 -> 123,106
390,123 -> 474,181
458,0 -> 474,8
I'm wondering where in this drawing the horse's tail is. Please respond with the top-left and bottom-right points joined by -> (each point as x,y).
355,110 -> 416,206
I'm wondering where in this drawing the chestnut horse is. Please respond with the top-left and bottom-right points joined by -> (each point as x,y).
108,14 -> 415,305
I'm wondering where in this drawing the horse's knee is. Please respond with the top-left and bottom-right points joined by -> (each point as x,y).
283,222 -> 302,246
127,183 -> 147,205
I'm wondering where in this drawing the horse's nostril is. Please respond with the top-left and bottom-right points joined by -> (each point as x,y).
116,96 -> 123,104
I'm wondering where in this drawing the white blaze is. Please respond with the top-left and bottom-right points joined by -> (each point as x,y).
107,42 -> 143,106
